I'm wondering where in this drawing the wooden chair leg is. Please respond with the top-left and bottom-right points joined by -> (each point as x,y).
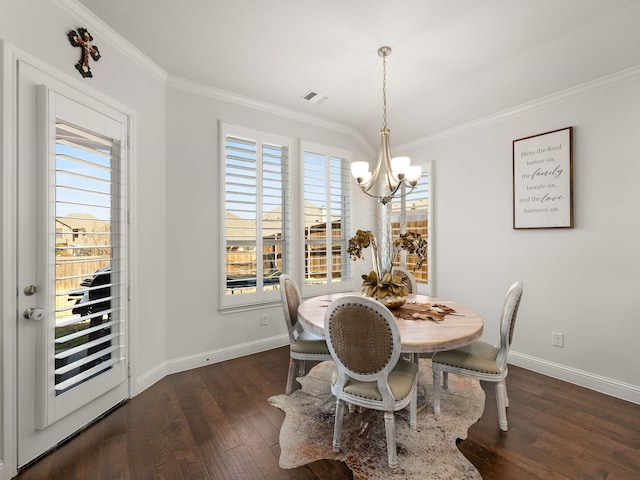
432,367 -> 442,415
333,399 -> 345,452
503,381 -> 510,408
285,358 -> 297,395
495,381 -> 509,431
409,387 -> 417,429
384,411 -> 398,469
442,371 -> 449,389
297,359 -> 306,376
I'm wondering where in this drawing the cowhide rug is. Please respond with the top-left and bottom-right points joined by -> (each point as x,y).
269,359 -> 484,480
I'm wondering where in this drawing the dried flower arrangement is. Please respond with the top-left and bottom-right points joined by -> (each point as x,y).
348,229 -> 428,300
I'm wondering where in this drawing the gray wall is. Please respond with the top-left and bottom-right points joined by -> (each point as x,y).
400,72 -> 640,392
1,1 -> 168,476
1,1 -> 639,478
1,0 -> 170,386
163,83 -> 372,365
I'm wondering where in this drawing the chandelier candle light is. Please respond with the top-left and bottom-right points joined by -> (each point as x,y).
350,46 -> 422,206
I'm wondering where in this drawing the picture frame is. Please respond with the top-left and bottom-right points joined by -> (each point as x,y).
512,127 -> 573,229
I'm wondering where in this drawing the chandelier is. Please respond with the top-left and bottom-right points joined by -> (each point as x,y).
350,46 -> 422,205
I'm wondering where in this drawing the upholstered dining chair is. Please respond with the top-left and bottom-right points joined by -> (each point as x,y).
324,295 -> 418,469
431,281 -> 524,431
279,274 -> 332,395
392,266 -> 421,363
392,266 -> 417,293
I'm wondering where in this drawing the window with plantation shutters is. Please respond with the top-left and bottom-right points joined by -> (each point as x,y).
222,123 -> 289,307
54,118 -> 126,395
302,142 -> 351,293
390,163 -> 432,292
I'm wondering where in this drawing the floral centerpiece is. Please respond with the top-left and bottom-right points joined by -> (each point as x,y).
348,229 -> 428,307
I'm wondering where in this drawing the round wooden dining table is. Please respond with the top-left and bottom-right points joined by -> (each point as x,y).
297,292 -> 484,355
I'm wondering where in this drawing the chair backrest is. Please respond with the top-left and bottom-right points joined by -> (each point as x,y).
495,281 -> 524,370
279,274 -> 302,344
392,266 -> 417,294
324,296 -> 401,408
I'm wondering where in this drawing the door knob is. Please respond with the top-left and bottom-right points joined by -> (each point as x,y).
24,284 -> 37,296
23,308 -> 45,321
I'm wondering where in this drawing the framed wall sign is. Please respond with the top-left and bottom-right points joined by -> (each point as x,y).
512,127 -> 573,229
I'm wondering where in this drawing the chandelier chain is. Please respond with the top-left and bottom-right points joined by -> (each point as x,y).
382,51 -> 388,129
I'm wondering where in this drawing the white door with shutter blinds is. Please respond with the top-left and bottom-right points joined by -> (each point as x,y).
16,61 -> 130,467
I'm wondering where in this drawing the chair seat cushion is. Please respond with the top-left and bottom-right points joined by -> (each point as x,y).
331,358 -> 418,402
291,330 -> 330,355
432,341 -> 500,374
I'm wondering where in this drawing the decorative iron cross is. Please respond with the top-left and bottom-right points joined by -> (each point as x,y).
67,28 -> 101,78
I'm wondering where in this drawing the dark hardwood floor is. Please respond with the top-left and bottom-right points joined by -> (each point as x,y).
17,346 -> 640,479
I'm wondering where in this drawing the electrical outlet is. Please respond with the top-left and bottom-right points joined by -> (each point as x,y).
261,314 -> 269,326
552,332 -> 564,347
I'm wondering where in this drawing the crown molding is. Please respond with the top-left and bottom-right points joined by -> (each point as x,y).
63,2 -> 640,156
56,1 -> 374,155
398,64 -> 640,151
166,75 -> 375,155
55,0 -> 168,82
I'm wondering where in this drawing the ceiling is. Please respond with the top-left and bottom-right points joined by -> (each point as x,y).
78,0 -> 640,148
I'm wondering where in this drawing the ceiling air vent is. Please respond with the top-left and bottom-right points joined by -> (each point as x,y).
301,90 -> 329,104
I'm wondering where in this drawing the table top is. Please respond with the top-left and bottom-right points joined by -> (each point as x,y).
298,292 -> 484,354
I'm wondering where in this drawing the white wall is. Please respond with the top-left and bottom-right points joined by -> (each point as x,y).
2,1 -> 639,478
163,82 -> 373,370
0,1 -> 168,477
0,0 -> 170,393
399,71 -> 640,400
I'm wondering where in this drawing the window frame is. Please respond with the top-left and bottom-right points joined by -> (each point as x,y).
299,141 -> 352,297
220,122 -> 291,309
390,161 -> 433,295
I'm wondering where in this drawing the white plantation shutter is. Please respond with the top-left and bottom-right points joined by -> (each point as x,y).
262,141 -> 288,278
53,118 -> 126,394
302,142 -> 351,292
222,123 -> 289,307
390,164 -> 431,290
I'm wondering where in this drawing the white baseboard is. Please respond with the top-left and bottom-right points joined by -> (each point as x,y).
133,362 -> 167,396
134,334 -> 289,395
509,351 -> 640,405
136,344 -> 640,405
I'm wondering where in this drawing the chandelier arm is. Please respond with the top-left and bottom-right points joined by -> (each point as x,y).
378,183 -> 416,205
356,185 -> 397,203
356,176 -> 416,205
356,186 -> 382,199
381,128 -> 399,192
365,128 -> 388,190
357,180 -> 377,194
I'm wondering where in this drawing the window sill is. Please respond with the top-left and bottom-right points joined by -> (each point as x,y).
218,300 -> 282,315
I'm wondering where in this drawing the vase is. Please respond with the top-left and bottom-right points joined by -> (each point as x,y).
374,294 -> 407,309
360,271 -> 409,309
